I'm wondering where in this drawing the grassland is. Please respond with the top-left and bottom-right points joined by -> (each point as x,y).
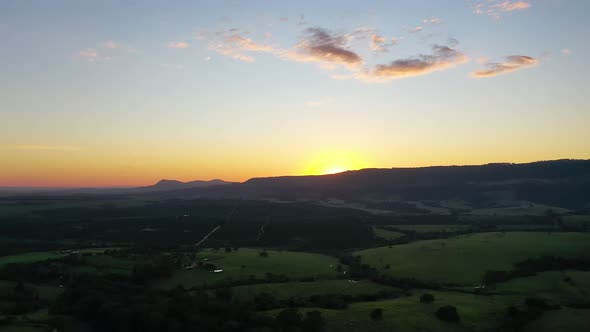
523,308 -> 590,332
266,290 -> 520,332
355,232 -> 590,285
466,202 -> 570,216
0,252 -> 62,267
390,224 -> 471,232
0,248 -> 118,268
231,280 -> 395,302
372,227 -> 404,240
495,270 -> 590,303
156,248 -> 341,288
0,198 -> 148,218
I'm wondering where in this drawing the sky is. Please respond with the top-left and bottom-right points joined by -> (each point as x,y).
1,0 -> 589,187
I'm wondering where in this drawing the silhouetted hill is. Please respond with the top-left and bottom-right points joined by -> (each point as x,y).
171,159 -> 590,209
145,179 -> 231,191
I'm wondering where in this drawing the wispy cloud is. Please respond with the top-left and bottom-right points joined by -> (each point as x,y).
210,29 -> 274,62
561,49 -> 571,56
285,27 -> 362,69
78,48 -> 99,62
7,144 -> 83,151
347,27 -> 397,53
423,17 -> 443,24
408,26 -> 423,33
472,55 -> 538,77
103,40 -> 119,49
167,41 -> 190,49
199,26 -> 473,83
356,44 -> 469,82
473,1 -> 532,18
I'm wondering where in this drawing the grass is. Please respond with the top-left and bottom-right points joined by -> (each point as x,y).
82,255 -> 134,275
0,326 -> 47,332
0,252 -> 62,267
495,270 -> 590,304
155,248 -> 341,289
523,308 -> 590,332
467,202 -> 569,216
563,215 -> 590,228
372,227 -> 404,240
355,232 -> 590,285
0,198 -> 148,218
390,225 -> 471,233
266,290 -> 519,332
0,281 -> 63,302
0,248 -> 117,268
232,279 -> 396,302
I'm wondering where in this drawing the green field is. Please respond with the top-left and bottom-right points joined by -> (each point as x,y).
372,227 -> 404,240
0,252 -> 62,267
232,279 -> 395,302
267,290 -> 519,332
563,215 -> 590,228
467,202 -> 570,216
523,308 -> 590,332
0,198 -> 148,218
0,248 -> 118,268
495,270 -> 590,303
391,224 -> 471,232
355,232 -> 590,285
0,326 -> 47,332
156,248 -> 342,288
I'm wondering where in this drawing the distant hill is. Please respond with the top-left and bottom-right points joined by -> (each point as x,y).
169,159 -> 590,210
142,179 -> 232,191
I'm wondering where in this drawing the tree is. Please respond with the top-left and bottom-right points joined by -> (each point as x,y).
370,308 -> 383,321
436,305 -> 460,322
259,250 -> 269,258
302,310 -> 326,332
276,308 -> 301,329
420,293 -> 434,303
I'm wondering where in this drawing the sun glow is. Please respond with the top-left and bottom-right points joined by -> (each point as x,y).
323,166 -> 347,174
302,150 -> 371,175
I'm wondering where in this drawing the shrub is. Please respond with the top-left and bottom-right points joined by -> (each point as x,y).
370,308 -> 383,321
420,293 -> 434,304
436,305 -> 460,322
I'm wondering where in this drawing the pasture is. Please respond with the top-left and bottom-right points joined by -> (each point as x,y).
495,270 -> 590,303
355,232 -> 590,285
267,290 -> 519,332
156,248 -> 341,288
390,224 -> 471,232
372,227 -> 404,240
231,279 -> 395,302
523,308 -> 590,332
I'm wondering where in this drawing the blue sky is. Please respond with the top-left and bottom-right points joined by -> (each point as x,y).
1,0 -> 589,186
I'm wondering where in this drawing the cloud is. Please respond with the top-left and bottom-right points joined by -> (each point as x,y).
8,145 -> 83,151
286,27 -> 362,69
346,27 -> 397,53
77,48 -> 103,62
472,55 -> 538,77
198,26 -> 470,83
103,40 -> 119,49
561,49 -> 571,56
357,44 -> 469,82
473,1 -> 532,18
210,29 -> 274,62
408,26 -> 423,33
167,41 -> 190,49
423,17 -> 443,24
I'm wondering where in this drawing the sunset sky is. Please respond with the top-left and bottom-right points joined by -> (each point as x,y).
1,0 -> 589,187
